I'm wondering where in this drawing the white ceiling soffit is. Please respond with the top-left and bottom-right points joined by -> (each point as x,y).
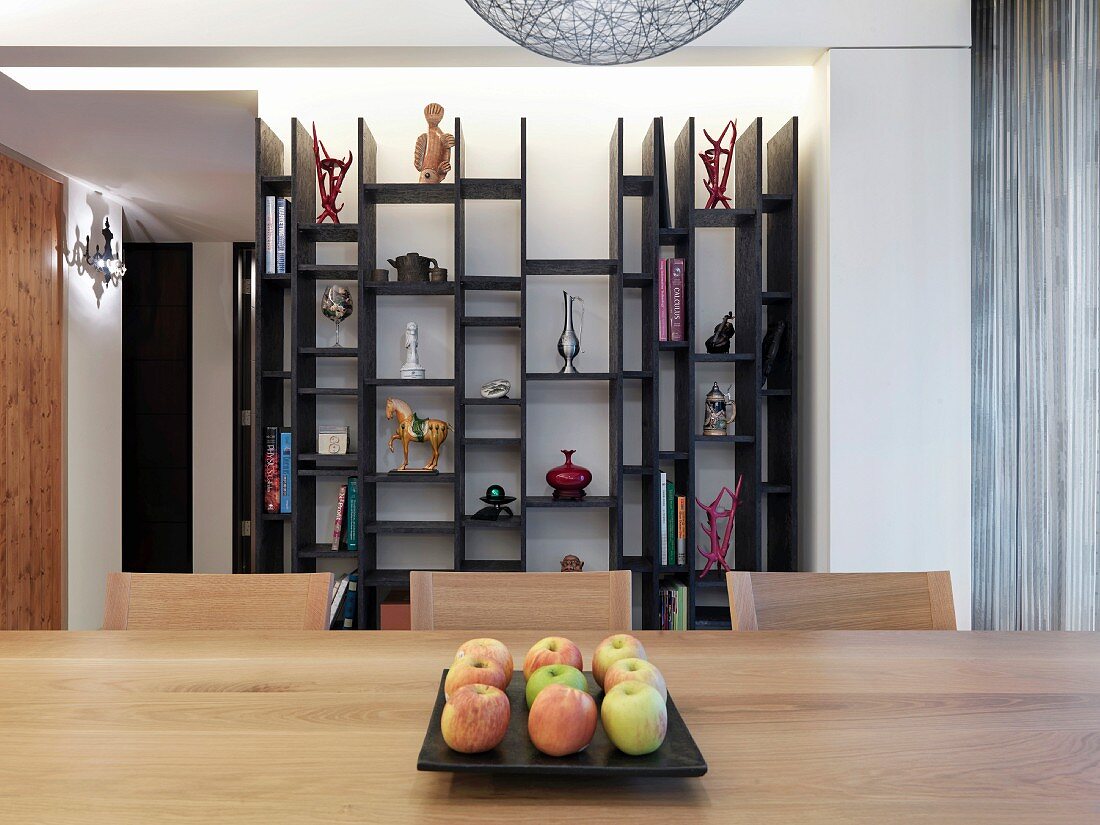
0,72 -> 255,242
0,0 -> 969,59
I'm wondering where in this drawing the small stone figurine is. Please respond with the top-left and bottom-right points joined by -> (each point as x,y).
705,311 -> 735,354
414,103 -> 455,184
400,322 -> 425,380
560,554 -> 584,572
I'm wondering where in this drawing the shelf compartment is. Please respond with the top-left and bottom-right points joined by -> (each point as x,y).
462,437 -> 521,447
525,259 -> 617,276
463,517 -> 523,530
298,387 -> 358,396
298,545 -> 356,559
361,568 -> 455,586
298,467 -> 355,477
299,453 -> 357,466
297,264 -> 358,280
463,396 -> 522,406
693,434 -> 756,444
365,521 -> 456,535
692,208 -> 755,228
525,496 -> 617,508
298,223 -> 358,243
363,378 -> 455,387
526,372 -> 613,381
620,556 -> 653,572
260,175 -> 292,196
461,276 -> 521,291
261,274 -> 290,285
364,472 -> 456,484
300,347 -> 357,358
461,559 -> 524,571
658,565 -> 689,574
622,175 -> 654,196
694,352 -> 754,363
762,194 -> 793,213
462,178 -> 522,200
365,281 -> 455,295
362,183 -> 455,204
762,291 -> 793,304
461,316 -> 522,328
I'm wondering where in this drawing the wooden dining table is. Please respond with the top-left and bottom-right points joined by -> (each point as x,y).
0,630 -> 1097,824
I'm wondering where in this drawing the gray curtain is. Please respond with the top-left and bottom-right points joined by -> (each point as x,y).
973,0 -> 1099,629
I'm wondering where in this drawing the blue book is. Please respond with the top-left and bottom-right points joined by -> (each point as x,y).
342,573 -> 358,630
346,477 -> 358,552
279,430 -> 292,513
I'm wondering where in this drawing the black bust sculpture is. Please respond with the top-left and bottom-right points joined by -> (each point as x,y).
704,312 -> 735,354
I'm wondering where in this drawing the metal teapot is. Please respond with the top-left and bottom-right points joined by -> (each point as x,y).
387,252 -> 438,282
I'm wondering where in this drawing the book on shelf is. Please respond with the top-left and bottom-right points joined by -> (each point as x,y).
342,572 -> 359,630
668,258 -> 685,341
658,471 -> 668,564
274,197 -> 289,274
264,196 -> 276,274
657,259 -> 668,341
331,484 -> 348,552
346,477 -> 358,552
329,572 -> 353,629
278,429 -> 292,513
659,583 -> 688,631
676,583 -> 687,630
263,426 -> 279,513
675,495 -> 685,564
665,478 -> 676,566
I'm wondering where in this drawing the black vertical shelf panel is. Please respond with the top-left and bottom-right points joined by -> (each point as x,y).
254,119 -> 287,573
609,120 -> 625,572
291,118 -> 319,575
453,118 -> 465,573
765,118 -> 798,572
672,119 -> 698,625
357,117 -> 378,627
519,118 -> 528,571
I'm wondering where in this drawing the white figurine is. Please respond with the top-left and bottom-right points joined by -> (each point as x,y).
400,321 -> 425,380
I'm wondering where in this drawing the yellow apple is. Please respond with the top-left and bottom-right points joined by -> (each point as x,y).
600,682 -> 667,756
591,633 -> 647,688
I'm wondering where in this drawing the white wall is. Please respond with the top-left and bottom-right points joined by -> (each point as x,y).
192,242 -> 236,573
65,180 -> 123,629
813,48 -> 972,625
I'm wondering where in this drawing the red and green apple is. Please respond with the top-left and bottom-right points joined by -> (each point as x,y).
523,636 -> 583,680
602,657 -> 667,702
527,683 -> 597,757
524,663 -> 587,708
441,684 -> 511,754
592,633 -> 647,688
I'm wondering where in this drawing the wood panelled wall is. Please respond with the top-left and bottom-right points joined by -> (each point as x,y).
0,153 -> 65,629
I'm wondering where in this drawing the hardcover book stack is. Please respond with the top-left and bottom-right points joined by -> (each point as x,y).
658,472 -> 686,566
659,583 -> 689,630
264,195 -> 291,274
657,258 -> 686,342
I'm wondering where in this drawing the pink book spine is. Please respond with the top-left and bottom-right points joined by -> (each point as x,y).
669,258 -> 685,341
657,258 -> 668,341
331,485 -> 348,552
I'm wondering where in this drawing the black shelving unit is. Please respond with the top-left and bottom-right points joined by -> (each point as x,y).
253,113 -> 798,629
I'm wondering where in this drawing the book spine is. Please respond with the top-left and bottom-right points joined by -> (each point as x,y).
263,427 -> 279,512
279,430 -> 292,513
342,573 -> 358,629
329,574 -> 349,628
331,484 -> 348,552
275,198 -> 288,274
265,196 -> 275,274
657,258 -> 668,341
666,479 -> 676,565
669,258 -> 685,341
658,471 -> 668,566
676,495 -> 687,565
346,477 -> 358,552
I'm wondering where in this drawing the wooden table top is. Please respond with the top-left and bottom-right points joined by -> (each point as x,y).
0,631 -> 1097,824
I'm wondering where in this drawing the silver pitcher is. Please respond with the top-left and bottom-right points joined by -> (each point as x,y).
557,291 -> 583,374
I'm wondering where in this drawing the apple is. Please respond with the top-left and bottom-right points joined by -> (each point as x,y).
444,656 -> 507,700
523,636 -> 584,680
602,657 -> 667,702
441,684 -> 511,753
527,683 -> 597,756
600,682 -> 667,756
524,663 -> 588,708
591,633 -> 647,688
455,638 -> 514,687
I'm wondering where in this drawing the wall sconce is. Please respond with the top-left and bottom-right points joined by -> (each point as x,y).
85,217 -> 126,287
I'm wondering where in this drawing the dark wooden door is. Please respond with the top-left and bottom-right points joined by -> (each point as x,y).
122,243 -> 193,573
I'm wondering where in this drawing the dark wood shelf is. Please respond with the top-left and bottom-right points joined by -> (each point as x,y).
462,559 -> 524,571
623,464 -> 656,475
363,377 -> 455,387
659,450 -> 689,461
297,264 -> 358,279
526,372 -> 613,381
365,281 -> 455,295
361,568 -> 452,586
261,511 -> 291,521
299,347 -> 356,357
659,227 -> 689,245
623,370 -> 654,380
461,316 -> 521,328
463,396 -> 521,406
694,352 -> 754,363
463,517 -> 523,530
298,223 -> 358,242
362,182 -> 455,204
297,545 -> 356,559
762,193 -> 793,213
693,433 -> 756,444
297,387 -> 357,396
299,453 -> 357,466
461,276 -> 521,291
658,340 -> 689,350
261,175 -> 292,196
623,272 -> 653,288
461,178 -> 521,199
762,388 -> 792,397
364,472 -> 456,484
525,496 -> 617,509
762,483 -> 793,495
762,291 -> 793,304
365,521 -> 455,535
261,370 -> 291,379
261,274 -> 290,285
623,174 -> 654,196
462,437 -> 521,447
525,259 -> 617,276
298,467 -> 357,477
692,208 -> 755,228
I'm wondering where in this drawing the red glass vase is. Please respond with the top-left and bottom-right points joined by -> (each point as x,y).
546,449 -> 592,501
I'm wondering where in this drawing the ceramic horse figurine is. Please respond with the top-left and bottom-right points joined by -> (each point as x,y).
385,397 -> 450,471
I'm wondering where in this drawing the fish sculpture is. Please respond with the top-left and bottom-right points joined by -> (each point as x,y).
413,103 -> 455,184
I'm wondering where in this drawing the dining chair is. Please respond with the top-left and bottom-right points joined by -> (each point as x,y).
410,571 -> 632,630
102,572 -> 334,630
726,571 -> 956,630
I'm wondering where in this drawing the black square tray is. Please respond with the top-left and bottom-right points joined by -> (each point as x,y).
416,669 -> 707,777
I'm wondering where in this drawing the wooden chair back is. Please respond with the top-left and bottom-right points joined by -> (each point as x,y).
102,573 -> 334,630
410,571 -> 632,631
726,571 -> 956,631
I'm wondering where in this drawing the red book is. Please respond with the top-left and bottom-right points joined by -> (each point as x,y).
657,258 -> 668,341
331,485 -> 348,551
263,427 -> 279,513
669,258 -> 685,341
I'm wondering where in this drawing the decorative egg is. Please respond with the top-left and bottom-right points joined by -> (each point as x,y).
480,379 -> 511,399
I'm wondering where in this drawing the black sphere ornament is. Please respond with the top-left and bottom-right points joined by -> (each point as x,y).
472,484 -> 516,520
